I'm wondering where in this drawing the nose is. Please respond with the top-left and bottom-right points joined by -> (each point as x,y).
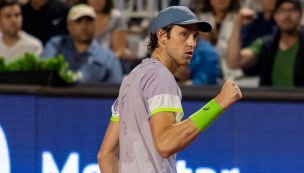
12,15 -> 19,23
187,36 -> 196,48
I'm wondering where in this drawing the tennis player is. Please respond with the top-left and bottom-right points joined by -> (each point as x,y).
97,6 -> 242,173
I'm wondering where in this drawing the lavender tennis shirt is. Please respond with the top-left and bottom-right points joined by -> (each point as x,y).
111,58 -> 184,173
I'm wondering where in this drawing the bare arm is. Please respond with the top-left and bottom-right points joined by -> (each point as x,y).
150,112 -> 200,158
98,121 -> 119,173
112,29 -> 127,58
226,8 -> 258,69
150,80 -> 242,158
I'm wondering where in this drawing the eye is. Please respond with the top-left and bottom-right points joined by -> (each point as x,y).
181,32 -> 188,38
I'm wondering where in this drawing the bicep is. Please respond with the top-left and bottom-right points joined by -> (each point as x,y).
99,120 -> 120,156
149,112 -> 176,147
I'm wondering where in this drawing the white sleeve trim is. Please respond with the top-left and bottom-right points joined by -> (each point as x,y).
111,104 -> 119,118
148,94 -> 184,122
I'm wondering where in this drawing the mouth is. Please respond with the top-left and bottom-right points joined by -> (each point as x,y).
185,51 -> 193,56
186,51 -> 193,57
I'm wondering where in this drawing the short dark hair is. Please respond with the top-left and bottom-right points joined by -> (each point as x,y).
274,0 -> 302,13
147,24 -> 174,55
83,0 -> 114,14
192,0 -> 240,13
0,0 -> 18,11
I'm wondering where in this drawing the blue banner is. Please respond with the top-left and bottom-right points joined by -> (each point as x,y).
1,94 -> 304,173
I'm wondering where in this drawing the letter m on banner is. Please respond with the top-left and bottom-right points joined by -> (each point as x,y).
42,151 -> 79,173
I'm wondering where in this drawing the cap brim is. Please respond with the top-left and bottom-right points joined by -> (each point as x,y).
174,20 -> 212,32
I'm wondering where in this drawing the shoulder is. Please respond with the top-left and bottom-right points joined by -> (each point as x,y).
110,9 -> 123,19
140,59 -> 176,87
260,31 -> 279,47
47,35 -> 66,44
21,31 -> 43,46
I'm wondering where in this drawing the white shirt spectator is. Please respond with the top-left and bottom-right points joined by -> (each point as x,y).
0,31 -> 43,62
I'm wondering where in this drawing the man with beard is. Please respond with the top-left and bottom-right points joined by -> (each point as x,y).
226,0 -> 304,87
41,4 -> 123,83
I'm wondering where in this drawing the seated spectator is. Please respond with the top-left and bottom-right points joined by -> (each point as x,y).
0,0 -> 42,61
86,0 -> 136,74
86,0 -> 127,58
174,38 -> 220,85
21,0 -> 70,45
41,4 -> 123,83
193,0 -> 249,85
227,0 -> 304,87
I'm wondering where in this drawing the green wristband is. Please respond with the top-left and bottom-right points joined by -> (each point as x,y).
189,99 -> 224,132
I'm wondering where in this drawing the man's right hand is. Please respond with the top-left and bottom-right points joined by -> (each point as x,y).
214,80 -> 242,111
237,8 -> 257,26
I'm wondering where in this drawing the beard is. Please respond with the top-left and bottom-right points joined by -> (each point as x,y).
280,18 -> 299,35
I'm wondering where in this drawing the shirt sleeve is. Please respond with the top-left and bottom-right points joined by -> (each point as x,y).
246,38 -> 263,61
140,67 -> 184,122
40,38 -> 59,58
110,99 -> 119,121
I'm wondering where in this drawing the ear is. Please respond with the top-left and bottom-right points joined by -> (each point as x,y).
156,29 -> 167,45
67,21 -> 72,33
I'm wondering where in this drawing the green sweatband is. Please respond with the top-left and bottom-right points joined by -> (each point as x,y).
189,99 -> 224,132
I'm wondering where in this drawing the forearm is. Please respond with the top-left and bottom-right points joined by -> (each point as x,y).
226,17 -> 243,69
98,120 -> 120,173
98,152 -> 119,173
153,100 -> 223,158
155,118 -> 201,158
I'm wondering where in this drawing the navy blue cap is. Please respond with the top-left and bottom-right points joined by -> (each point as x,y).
153,6 -> 212,34
275,0 -> 302,12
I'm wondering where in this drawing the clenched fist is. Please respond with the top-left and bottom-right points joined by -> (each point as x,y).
214,80 -> 242,111
236,8 -> 257,26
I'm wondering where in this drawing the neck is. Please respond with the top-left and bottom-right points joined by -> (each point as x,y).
73,40 -> 91,53
214,9 -> 227,23
96,12 -> 109,18
279,28 -> 300,50
2,32 -> 21,48
151,49 -> 179,74
263,10 -> 273,21
30,1 -> 43,11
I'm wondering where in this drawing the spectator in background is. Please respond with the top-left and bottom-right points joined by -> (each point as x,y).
86,0 -> 135,74
227,0 -> 304,87
174,38 -> 220,85
241,0 -> 277,48
86,0 -> 127,58
192,0 -> 252,86
0,0 -> 42,61
21,0 -> 70,45
240,0 -> 277,76
41,4 -> 123,83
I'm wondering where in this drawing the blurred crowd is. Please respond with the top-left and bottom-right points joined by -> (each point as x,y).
0,0 -> 304,87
